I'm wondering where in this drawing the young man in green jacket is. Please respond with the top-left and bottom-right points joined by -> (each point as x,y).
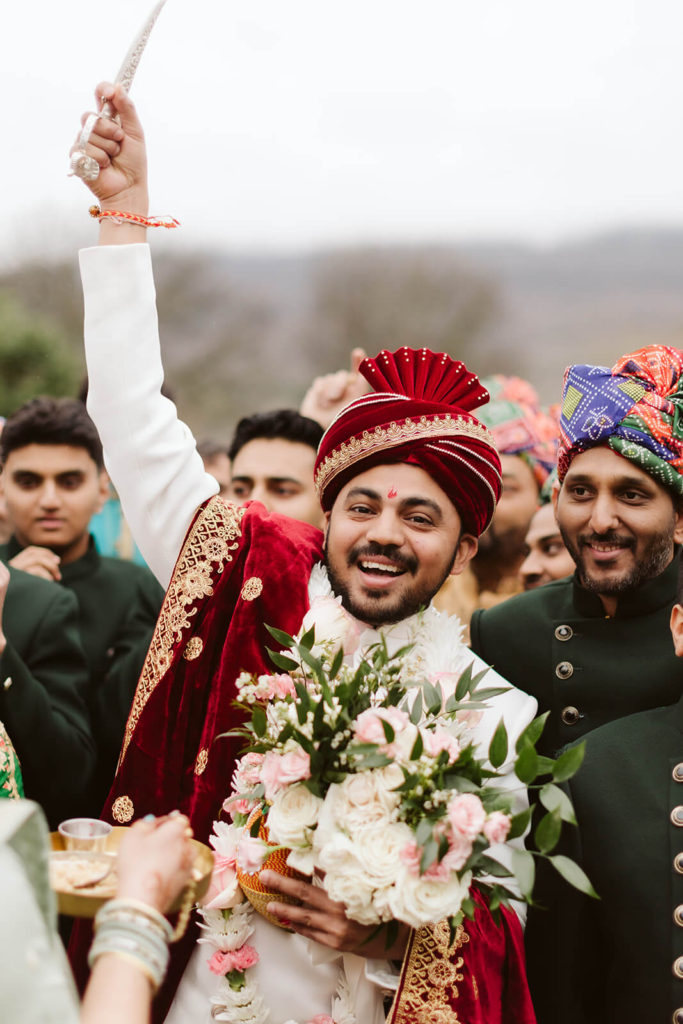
0,397 -> 164,811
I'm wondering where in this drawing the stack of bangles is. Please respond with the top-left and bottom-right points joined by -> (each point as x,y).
88,898 -> 173,993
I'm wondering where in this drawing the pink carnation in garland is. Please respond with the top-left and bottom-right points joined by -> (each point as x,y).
207,944 -> 259,976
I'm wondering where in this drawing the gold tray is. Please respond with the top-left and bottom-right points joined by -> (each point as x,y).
50,825 -> 213,918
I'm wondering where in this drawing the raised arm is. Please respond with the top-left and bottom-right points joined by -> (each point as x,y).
71,84 -> 218,586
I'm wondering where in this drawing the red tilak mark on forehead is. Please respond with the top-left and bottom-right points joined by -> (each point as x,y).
387,487 -> 398,499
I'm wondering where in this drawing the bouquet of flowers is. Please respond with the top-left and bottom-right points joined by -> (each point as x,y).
206,595 -> 592,933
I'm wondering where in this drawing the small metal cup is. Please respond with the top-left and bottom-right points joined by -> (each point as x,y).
58,817 -> 112,852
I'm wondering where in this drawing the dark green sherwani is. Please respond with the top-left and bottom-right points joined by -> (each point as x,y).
1,538 -> 163,813
0,566 -> 93,826
470,553 -> 683,756
536,699 -> 683,1023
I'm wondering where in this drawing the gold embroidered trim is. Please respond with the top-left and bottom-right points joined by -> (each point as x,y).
119,497 -> 245,766
314,415 -> 496,497
183,637 -> 204,661
0,722 -> 20,799
112,795 -> 134,823
241,576 -> 263,602
194,748 -> 209,775
388,919 -> 469,1024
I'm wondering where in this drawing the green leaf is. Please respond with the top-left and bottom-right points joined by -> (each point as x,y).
539,783 -> 577,824
266,648 -> 299,672
409,691 -> 423,725
475,854 -> 513,878
381,719 -> 396,744
549,854 -> 599,898
329,646 -> 344,680
515,711 -> 550,754
410,731 -> 424,760
459,895 -> 476,921
423,681 -> 443,716
298,625 -> 316,651
469,686 -> 511,702
534,808 -> 562,854
455,663 -> 475,701
488,718 -> 508,769
265,624 -> 297,648
415,819 -> 432,847
511,848 -> 536,899
420,837 -> 439,874
252,706 -> 267,737
514,743 -> 539,784
551,742 -> 586,783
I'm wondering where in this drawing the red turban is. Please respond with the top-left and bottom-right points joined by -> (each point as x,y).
314,348 -> 502,537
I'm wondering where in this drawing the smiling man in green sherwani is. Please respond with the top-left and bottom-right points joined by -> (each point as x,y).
0,397 -> 164,812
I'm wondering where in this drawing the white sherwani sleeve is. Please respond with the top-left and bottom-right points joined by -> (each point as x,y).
79,243 -> 219,589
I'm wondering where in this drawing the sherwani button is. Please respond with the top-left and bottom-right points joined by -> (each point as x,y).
676,853 -> 683,874
674,763 -> 683,782
561,706 -> 580,726
556,661 -> 574,679
672,807 -> 683,827
3,676 -> 11,691
555,625 -> 573,641
673,1010 -> 683,1024
675,905 -> 683,927
674,957 -> 683,979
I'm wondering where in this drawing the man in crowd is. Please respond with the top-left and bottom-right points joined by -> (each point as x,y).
0,558 -> 93,824
519,499 -> 574,591
226,408 -> 324,527
68,82 -> 538,1024
470,346 -> 683,756
0,398 -> 164,810
435,375 -> 558,623
197,439 -> 231,497
531,555 -> 683,1023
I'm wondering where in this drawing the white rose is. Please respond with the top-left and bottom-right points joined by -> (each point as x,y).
266,783 -> 323,849
388,868 -> 472,928
337,773 -> 395,830
351,822 -> 414,889
300,595 -> 360,658
323,866 -> 379,924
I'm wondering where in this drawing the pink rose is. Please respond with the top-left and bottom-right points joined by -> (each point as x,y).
455,709 -> 483,730
483,811 -> 511,845
237,834 -> 270,874
400,841 -> 421,876
261,749 -> 311,801
231,751 -> 265,792
222,796 -> 256,820
441,831 -> 473,872
270,673 -> 297,699
354,707 -> 410,746
448,793 -> 487,841
422,727 -> 461,764
309,1017 -> 334,1024
207,944 -> 259,976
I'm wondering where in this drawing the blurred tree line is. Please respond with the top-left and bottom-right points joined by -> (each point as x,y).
0,247 -> 501,436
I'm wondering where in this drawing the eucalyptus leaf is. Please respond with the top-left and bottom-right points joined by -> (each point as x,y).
265,624 -> 296,648
252,706 -> 267,737
539,782 -> 577,824
511,848 -> 536,899
515,711 -> 550,753
514,743 -> 539,784
266,648 -> 299,672
552,742 -> 586,783
549,854 -> 599,898
534,808 -> 562,854
488,718 -> 508,769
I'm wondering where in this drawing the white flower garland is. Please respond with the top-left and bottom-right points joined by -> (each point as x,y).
199,564 -> 476,1024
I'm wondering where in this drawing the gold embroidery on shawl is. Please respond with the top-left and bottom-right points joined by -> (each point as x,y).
314,414 -> 496,498
112,795 -> 134,822
119,498 -> 245,765
472,975 -> 479,1001
0,722 -> 20,799
388,919 -> 469,1024
183,637 -> 204,661
194,748 -> 209,775
241,576 -> 263,601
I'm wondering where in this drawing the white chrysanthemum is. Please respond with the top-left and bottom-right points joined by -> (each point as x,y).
211,973 -> 268,1023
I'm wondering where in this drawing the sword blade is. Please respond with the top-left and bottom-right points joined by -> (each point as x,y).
101,0 -> 168,115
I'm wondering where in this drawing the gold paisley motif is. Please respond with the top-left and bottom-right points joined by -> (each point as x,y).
118,498 -> 245,766
314,414 -> 496,498
387,920 -> 469,1024
194,748 -> 209,775
240,576 -> 263,602
112,795 -> 134,823
183,637 -> 204,661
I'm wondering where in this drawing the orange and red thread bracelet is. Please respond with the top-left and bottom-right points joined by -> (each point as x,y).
89,205 -> 180,229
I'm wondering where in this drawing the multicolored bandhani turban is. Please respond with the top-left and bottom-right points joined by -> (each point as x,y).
557,344 -> 683,495
476,375 -> 560,487
314,347 -> 502,536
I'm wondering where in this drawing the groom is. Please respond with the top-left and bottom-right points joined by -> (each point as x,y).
69,82 -> 537,1024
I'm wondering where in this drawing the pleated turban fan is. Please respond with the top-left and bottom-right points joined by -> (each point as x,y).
314,348 -> 503,537
557,344 -> 683,496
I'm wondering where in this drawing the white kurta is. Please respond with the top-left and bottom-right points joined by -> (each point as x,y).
79,243 -> 537,1024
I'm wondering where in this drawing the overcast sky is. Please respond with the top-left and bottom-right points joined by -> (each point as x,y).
4,0 -> 683,258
